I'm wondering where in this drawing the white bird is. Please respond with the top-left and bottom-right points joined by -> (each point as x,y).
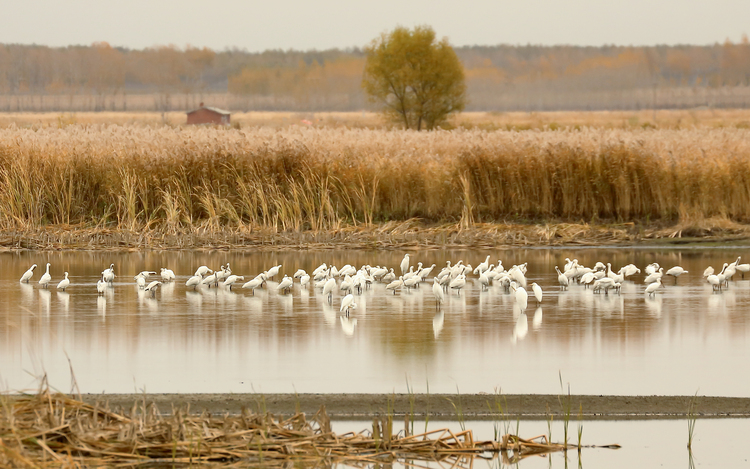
665,266 -> 689,284
102,264 -> 115,283
160,267 -> 176,282
403,274 -> 420,290
265,264 -> 282,280
20,264 -> 37,283
242,273 -> 266,295
432,278 -> 445,309
202,271 -> 219,288
340,293 -> 357,316
531,282 -> 543,304
385,276 -> 403,295
223,275 -> 244,290
56,272 -> 70,291
293,269 -> 307,279
619,264 -> 641,278
144,281 -> 161,297
703,266 -> 715,279
645,278 -> 662,297
478,271 -> 490,291
381,268 -> 396,284
513,285 -> 528,310
312,263 -> 327,277
419,264 -> 436,281
217,263 -> 232,283
186,274 -> 202,290
323,277 -> 337,303
134,273 -> 146,289
449,274 -> 466,296
400,254 -> 410,276
277,275 -> 293,294
96,276 -> 106,295
555,266 -> 568,290
39,263 -> 52,288
474,255 -> 491,275
645,263 -> 660,276
300,274 -> 311,288
644,268 -> 664,284
138,270 -> 157,279
194,265 -> 212,277
737,261 -> 750,279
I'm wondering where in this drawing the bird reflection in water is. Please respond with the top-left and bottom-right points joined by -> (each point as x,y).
511,312 -> 528,344
340,316 -> 357,336
432,311 -> 444,339
532,306 -> 543,330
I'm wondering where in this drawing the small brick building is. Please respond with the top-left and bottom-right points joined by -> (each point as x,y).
186,103 -> 230,125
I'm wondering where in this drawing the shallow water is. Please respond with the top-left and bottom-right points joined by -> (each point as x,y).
1,247 -> 749,395
334,418 -> 749,469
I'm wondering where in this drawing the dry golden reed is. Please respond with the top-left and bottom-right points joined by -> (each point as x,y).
1,124 -> 750,234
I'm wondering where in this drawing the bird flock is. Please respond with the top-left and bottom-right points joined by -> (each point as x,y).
15,254 -> 748,321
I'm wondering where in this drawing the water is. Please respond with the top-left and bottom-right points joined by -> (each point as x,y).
1,247 -> 749,395
333,418 -> 749,469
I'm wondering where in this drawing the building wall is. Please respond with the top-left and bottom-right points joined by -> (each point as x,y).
187,108 -> 230,125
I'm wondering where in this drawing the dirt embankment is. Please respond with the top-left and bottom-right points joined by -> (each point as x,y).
81,393 -> 750,421
2,220 -> 750,251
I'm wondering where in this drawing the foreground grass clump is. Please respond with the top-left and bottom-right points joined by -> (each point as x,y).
0,386 -> 591,466
1,125 -> 750,237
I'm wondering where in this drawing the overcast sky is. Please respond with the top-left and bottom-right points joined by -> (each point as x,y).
4,0 -> 748,52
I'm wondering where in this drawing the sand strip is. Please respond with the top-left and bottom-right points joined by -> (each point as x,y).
77,393 -> 750,420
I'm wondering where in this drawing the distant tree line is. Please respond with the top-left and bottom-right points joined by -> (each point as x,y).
1,39 -> 749,112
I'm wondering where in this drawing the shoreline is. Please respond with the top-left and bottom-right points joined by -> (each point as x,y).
2,221 -> 750,251
70,393 -> 750,421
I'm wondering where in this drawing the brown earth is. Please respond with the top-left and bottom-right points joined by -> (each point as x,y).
2,220 -> 750,251
79,393 -> 750,421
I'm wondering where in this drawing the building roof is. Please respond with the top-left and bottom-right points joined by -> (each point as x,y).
186,106 -> 230,115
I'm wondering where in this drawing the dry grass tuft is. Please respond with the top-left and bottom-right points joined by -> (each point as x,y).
2,124 -> 750,246
0,384 -> 593,467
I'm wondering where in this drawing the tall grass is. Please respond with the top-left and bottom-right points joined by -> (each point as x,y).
2,124 -> 750,233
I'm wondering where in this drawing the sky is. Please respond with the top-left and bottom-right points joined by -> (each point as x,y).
3,0 -> 749,52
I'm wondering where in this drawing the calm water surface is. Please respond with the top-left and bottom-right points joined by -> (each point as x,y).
1,248 -> 749,395
334,419 -> 749,469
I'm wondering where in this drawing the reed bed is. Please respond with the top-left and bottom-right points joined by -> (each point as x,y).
0,386 -> 591,467
2,124 -> 750,244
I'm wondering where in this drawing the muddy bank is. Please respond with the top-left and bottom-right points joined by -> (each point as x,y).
2,220 -> 750,251
79,393 -> 750,420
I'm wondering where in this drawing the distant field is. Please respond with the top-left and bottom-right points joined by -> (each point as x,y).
2,109 -> 750,130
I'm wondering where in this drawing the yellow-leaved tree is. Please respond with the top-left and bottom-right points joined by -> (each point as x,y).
362,26 -> 466,130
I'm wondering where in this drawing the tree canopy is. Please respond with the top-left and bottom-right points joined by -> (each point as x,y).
362,26 -> 466,130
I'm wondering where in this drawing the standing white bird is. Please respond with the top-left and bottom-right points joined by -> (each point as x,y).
474,255 -> 491,275
703,266 -> 715,279
381,268 -> 396,284
300,274 -> 311,288
665,266 -> 688,284
242,273 -> 266,295
96,276 -> 106,295
385,276 -> 403,295
400,254 -> 410,276
160,267 -> 176,282
340,293 -> 357,316
102,264 -> 115,283
645,278 -> 662,297
223,275 -> 244,290
276,275 -> 293,294
202,271 -> 219,288
322,277 -> 337,303
432,278 -> 445,310
144,281 -> 161,297
644,268 -> 664,284
134,273 -> 146,289
531,282 -> 543,305
57,272 -> 70,291
265,264 -> 282,280
449,274 -> 467,296
20,264 -> 37,283
513,284 -> 528,310
39,263 -> 52,288
194,265 -> 212,277
186,274 -> 202,290
555,266 -> 569,290
293,269 -> 307,279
